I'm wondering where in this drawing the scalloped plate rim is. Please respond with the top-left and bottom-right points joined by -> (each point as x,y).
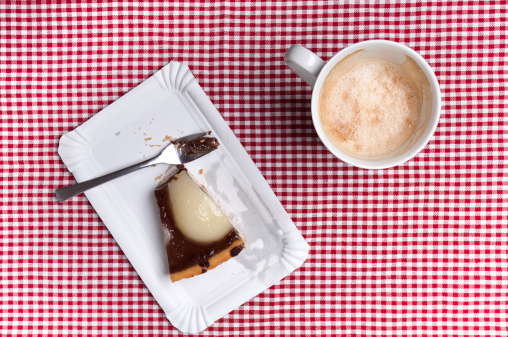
58,60 -> 309,334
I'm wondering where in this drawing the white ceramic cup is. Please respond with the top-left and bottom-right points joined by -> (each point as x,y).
284,40 -> 441,169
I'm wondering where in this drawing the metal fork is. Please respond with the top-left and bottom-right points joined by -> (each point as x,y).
55,132 -> 214,202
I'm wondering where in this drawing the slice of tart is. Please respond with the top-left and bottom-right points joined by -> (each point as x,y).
154,169 -> 245,282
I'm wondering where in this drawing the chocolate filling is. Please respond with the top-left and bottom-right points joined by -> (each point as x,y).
154,169 -> 243,274
230,244 -> 244,257
174,136 -> 219,154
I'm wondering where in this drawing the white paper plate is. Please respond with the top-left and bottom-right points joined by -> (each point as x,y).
58,61 -> 309,334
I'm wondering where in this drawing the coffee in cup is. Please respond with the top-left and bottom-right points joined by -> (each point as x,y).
318,50 -> 431,157
285,41 -> 441,169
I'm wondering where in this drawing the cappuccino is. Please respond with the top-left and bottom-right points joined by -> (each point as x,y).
319,50 -> 430,157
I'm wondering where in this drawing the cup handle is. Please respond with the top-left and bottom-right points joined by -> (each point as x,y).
284,44 -> 326,88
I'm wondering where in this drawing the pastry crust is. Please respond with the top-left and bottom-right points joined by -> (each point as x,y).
170,239 -> 245,282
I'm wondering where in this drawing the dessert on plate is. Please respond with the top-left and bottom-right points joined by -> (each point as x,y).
155,169 -> 245,282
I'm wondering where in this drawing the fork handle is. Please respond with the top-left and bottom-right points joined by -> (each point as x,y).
55,158 -> 156,202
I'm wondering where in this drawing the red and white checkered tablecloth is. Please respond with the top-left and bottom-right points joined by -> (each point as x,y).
1,1 -> 507,336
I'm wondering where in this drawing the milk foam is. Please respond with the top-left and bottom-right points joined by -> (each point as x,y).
319,52 -> 428,157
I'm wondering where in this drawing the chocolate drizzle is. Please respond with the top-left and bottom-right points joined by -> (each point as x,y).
198,260 -> 210,268
154,170 -> 243,274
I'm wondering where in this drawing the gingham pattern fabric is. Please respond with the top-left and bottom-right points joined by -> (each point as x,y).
1,1 -> 507,336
